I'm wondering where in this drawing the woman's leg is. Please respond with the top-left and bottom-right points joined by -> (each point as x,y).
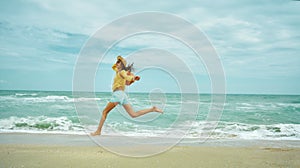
91,102 -> 118,136
122,104 -> 163,118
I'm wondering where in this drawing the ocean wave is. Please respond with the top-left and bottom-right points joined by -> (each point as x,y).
0,116 -> 85,135
73,97 -> 102,102
276,103 -> 300,108
186,121 -> 300,140
0,95 -> 102,103
95,120 -> 300,140
1,115 -> 299,141
1,92 -> 300,140
103,121 -> 169,137
15,93 -> 38,97
90,120 -> 299,140
24,96 -> 73,103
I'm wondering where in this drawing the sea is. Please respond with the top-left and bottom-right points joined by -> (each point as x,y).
0,90 -> 299,145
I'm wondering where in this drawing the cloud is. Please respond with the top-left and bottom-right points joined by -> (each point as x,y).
1,0 -> 102,35
0,21 -> 88,71
176,1 -> 300,79
0,0 -> 299,93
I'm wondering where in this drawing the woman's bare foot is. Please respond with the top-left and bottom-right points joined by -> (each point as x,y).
152,106 -> 163,113
90,131 -> 101,136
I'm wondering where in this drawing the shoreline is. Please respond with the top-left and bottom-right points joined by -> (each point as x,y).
1,132 -> 299,148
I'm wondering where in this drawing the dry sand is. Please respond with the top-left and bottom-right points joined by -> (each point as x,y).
1,144 -> 299,168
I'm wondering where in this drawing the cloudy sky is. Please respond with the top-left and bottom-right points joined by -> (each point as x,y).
0,0 -> 299,94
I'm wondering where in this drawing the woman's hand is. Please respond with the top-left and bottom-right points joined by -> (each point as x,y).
124,70 -> 140,86
134,76 -> 140,81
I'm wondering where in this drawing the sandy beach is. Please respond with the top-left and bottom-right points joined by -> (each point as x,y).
0,144 -> 299,168
0,133 -> 299,167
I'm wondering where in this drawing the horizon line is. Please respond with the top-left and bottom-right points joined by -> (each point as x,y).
0,89 -> 299,96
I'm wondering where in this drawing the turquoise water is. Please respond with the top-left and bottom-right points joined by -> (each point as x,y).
0,90 -> 299,140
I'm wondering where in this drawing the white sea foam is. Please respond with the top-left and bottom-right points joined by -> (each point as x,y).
0,94 -> 102,103
1,116 -> 299,141
184,121 -> 300,140
0,116 -> 85,135
15,93 -> 38,96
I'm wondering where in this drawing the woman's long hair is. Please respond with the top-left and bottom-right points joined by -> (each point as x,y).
120,62 -> 134,71
125,63 -> 134,72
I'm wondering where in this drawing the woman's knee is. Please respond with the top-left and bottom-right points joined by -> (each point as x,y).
129,112 -> 137,118
102,110 -> 109,118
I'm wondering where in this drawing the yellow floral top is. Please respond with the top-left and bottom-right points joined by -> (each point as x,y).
112,64 -> 134,91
